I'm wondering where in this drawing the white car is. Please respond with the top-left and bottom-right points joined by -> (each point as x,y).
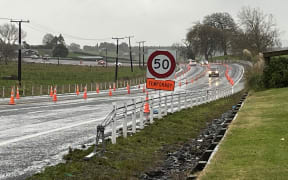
114,62 -> 122,67
188,59 -> 197,66
204,60 -> 209,65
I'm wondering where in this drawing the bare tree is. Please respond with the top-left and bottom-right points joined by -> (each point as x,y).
0,23 -> 26,64
203,12 -> 237,55
238,7 -> 280,53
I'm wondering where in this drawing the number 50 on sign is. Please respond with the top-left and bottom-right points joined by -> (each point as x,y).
146,50 -> 176,91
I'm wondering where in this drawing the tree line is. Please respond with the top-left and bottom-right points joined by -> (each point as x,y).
182,7 -> 280,60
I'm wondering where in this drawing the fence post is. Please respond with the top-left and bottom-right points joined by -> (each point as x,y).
140,97 -> 144,129
150,96 -> 154,124
74,84 -> 76,94
232,86 -> 234,95
112,102 -> 117,144
40,85 -> 42,95
62,85 -> 64,94
104,82 -> 106,90
132,99 -> 136,133
2,87 -> 4,98
123,102 -> 127,138
164,94 -> 167,116
158,92 -> 162,119
184,91 -> 187,109
178,93 -> 181,111
81,84 -> 83,92
32,85 -> 34,96
69,84 -> 71,93
171,92 -> 174,113
91,83 -> 93,91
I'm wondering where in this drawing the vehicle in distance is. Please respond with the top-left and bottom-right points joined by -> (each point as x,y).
204,60 -> 209,65
188,59 -> 197,66
98,60 -> 106,66
42,55 -> 50,60
31,55 -> 39,59
208,68 -> 219,77
114,62 -> 122,67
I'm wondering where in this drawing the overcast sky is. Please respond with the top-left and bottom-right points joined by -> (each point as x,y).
1,0 -> 288,47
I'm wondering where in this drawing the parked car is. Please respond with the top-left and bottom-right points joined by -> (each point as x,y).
42,55 -> 50,60
31,55 -> 39,59
98,60 -> 106,66
208,68 -> 219,77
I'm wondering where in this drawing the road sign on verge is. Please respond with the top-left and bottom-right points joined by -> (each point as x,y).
146,50 -> 176,91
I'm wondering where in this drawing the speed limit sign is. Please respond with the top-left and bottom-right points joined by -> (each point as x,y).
146,50 -> 176,80
146,50 -> 176,91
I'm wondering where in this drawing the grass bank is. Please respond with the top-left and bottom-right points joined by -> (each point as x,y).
0,62 -> 146,96
28,92 -> 244,180
199,88 -> 288,180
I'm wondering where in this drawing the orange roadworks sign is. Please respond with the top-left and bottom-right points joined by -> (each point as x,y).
146,78 -> 175,91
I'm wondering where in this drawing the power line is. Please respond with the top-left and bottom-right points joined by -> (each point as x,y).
24,22 -> 112,42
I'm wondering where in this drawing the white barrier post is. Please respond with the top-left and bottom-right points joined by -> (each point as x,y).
158,92 -> 162,119
178,93 -> 181,111
140,97 -> 144,129
171,93 -> 174,113
112,102 -> 117,144
232,86 -> 234,94
123,102 -> 127,138
164,94 -> 168,116
150,96 -> 154,124
132,99 -> 136,133
184,91 -> 187,109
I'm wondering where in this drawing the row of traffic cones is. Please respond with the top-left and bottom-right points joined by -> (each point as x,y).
9,87 -> 21,105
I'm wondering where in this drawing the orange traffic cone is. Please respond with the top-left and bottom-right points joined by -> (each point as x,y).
127,83 -> 130,94
191,78 -> 194,83
76,85 -> 80,96
144,92 -> 150,113
96,84 -> 100,94
9,88 -> 15,105
109,86 -> 112,96
53,87 -> 57,102
16,86 -> 20,99
83,86 -> 87,99
113,83 -> 116,91
50,86 -> 53,97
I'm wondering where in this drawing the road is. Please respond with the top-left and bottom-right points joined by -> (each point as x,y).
0,63 -> 244,180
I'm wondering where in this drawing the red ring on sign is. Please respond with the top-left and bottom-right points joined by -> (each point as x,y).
147,51 -> 176,78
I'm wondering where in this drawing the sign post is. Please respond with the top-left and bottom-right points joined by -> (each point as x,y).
146,50 -> 176,91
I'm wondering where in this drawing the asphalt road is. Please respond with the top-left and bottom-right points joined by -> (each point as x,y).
0,63 -> 244,180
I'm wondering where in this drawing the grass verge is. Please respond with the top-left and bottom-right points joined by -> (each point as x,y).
27,92 -> 244,180
0,62 -> 146,96
199,88 -> 288,180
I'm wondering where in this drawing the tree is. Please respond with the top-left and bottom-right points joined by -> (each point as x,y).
238,7 -> 280,54
68,43 -> 81,51
52,44 -> 68,57
0,23 -> 26,64
187,23 -> 221,59
42,33 -> 54,47
203,12 -> 237,55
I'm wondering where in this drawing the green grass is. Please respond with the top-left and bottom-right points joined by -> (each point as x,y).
0,62 -> 146,97
27,92 -> 244,180
199,88 -> 288,180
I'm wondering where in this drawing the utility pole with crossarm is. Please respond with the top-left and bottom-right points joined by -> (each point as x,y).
10,19 -> 29,87
112,37 -> 124,81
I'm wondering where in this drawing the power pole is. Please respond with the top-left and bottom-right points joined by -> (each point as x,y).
10,19 -> 29,87
112,37 -> 124,81
136,41 -> 142,68
126,36 -> 134,72
142,41 -> 146,67
105,48 -> 108,68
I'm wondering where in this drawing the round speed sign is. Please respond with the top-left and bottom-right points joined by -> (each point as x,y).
147,50 -> 176,79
